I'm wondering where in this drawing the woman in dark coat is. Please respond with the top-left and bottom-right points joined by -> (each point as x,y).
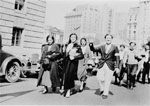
37,35 -> 61,94
62,33 -> 84,98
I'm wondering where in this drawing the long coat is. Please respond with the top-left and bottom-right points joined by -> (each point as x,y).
89,43 -> 119,71
63,43 -> 84,90
37,43 -> 61,87
77,45 -> 92,80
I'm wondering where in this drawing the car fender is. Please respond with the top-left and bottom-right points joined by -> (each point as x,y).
0,56 -> 21,76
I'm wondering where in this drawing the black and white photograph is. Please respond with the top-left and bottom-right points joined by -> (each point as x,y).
0,0 -> 150,105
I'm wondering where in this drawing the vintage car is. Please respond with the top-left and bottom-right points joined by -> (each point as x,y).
0,34 -> 22,82
21,53 -> 40,77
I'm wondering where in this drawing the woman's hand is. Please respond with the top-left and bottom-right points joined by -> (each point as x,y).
115,68 -> 120,74
46,55 -> 51,58
70,56 -> 75,60
69,48 -> 77,56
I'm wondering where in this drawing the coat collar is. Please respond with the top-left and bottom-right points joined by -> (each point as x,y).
44,44 -> 54,51
104,44 -> 114,54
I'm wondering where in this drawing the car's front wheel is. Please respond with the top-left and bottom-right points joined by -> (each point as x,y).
5,62 -> 21,83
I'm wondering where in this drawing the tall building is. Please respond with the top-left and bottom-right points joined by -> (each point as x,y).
137,0 -> 150,44
113,12 -> 128,41
64,4 -> 115,44
99,4 -> 114,43
0,0 -> 46,57
64,4 -> 100,43
127,0 -> 150,44
127,7 -> 139,42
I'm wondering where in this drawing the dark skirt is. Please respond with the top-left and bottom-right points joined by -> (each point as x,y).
63,58 -> 78,90
37,61 -> 60,88
50,62 -> 61,87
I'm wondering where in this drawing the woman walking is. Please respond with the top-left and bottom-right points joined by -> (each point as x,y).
77,38 -> 92,92
37,35 -> 61,94
142,45 -> 150,84
62,33 -> 84,98
123,41 -> 138,89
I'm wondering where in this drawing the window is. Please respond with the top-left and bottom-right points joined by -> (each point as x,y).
129,25 -> 131,29
12,27 -> 23,46
14,0 -> 25,10
130,16 -> 132,21
133,31 -> 136,35
129,30 -> 131,34
134,25 -> 136,29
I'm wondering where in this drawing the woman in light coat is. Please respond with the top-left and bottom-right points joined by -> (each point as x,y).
77,38 -> 92,92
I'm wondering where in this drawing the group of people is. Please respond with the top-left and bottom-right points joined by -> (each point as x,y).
37,33 -> 88,98
36,33 -> 150,99
114,39 -> 150,89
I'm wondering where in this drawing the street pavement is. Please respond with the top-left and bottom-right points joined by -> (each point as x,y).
0,75 -> 150,105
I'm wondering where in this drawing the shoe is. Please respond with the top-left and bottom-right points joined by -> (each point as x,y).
79,82 -> 86,92
118,81 -> 122,86
64,90 -> 70,98
42,89 -> 48,94
102,95 -> 108,99
83,83 -> 86,89
60,90 -> 67,96
60,90 -> 66,96
71,89 -> 77,95
130,86 -> 133,90
148,79 -> 150,84
79,84 -> 84,92
127,84 -> 130,89
100,91 -> 104,96
52,87 -> 56,92
114,81 -> 118,85
59,89 -> 64,95
79,89 -> 83,92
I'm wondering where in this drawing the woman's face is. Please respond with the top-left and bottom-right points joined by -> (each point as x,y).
145,45 -> 149,51
70,34 -> 77,43
130,43 -> 136,50
81,39 -> 86,46
120,46 -> 125,51
47,37 -> 53,45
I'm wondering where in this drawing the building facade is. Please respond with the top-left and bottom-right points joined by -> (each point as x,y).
127,0 -> 150,44
113,12 -> 128,41
64,4 -> 115,44
45,26 -> 63,44
127,7 -> 139,42
64,4 -> 101,43
0,0 -> 46,57
98,4 -> 114,43
137,0 -> 150,44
